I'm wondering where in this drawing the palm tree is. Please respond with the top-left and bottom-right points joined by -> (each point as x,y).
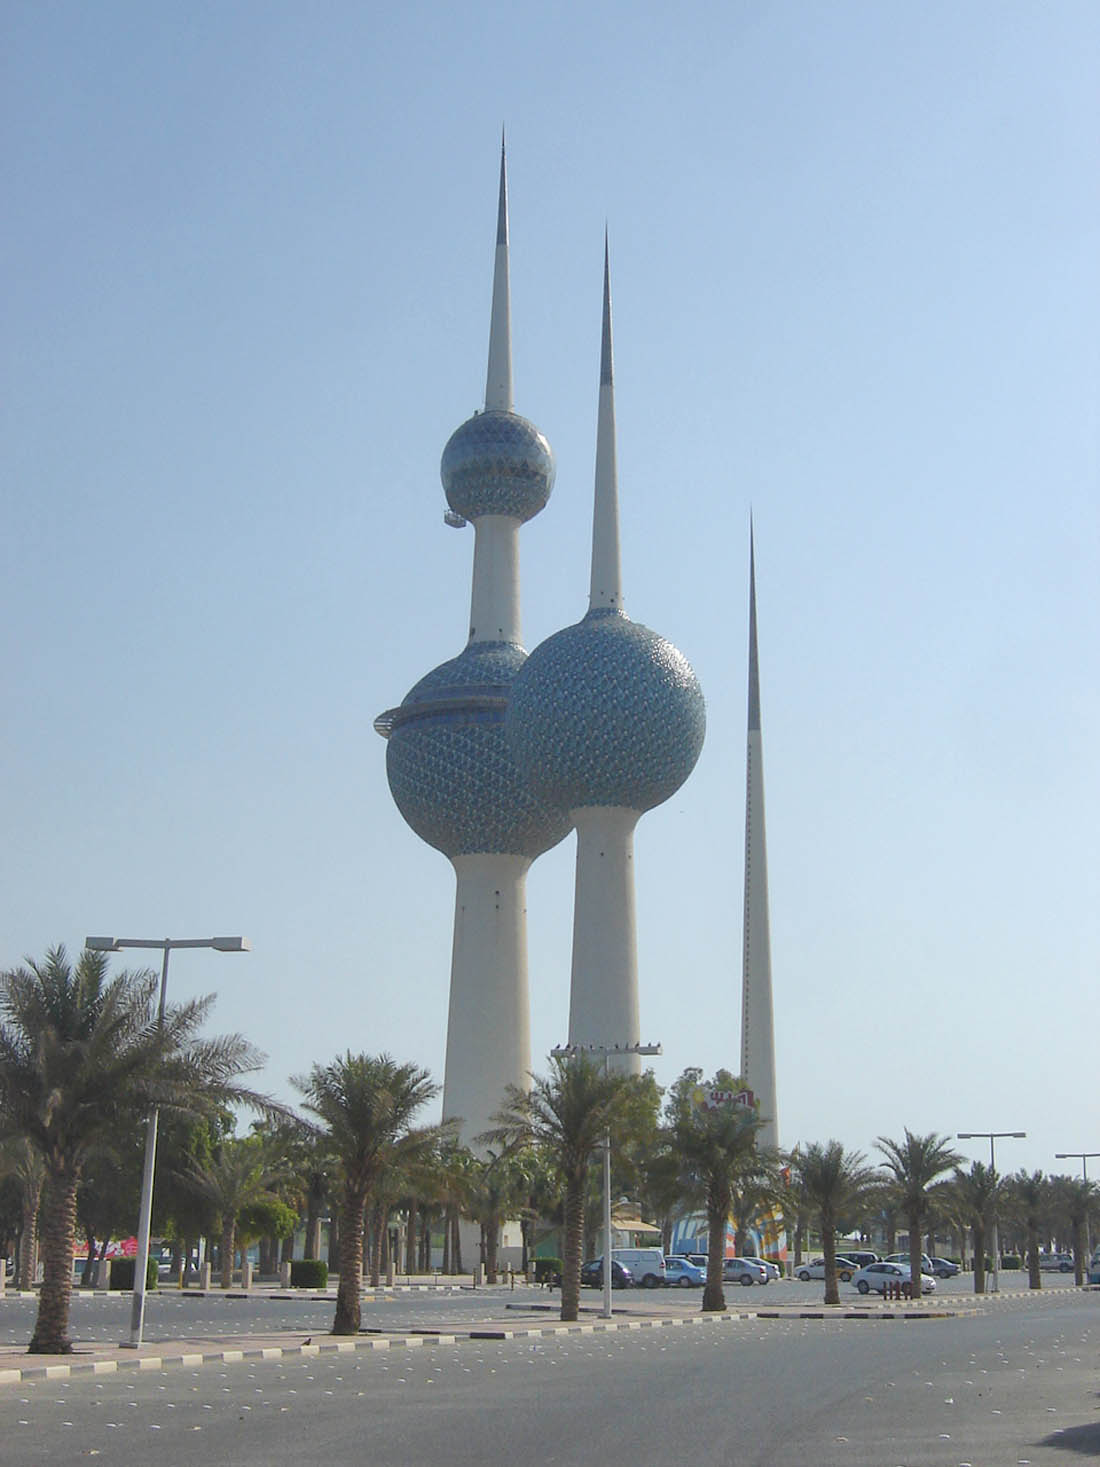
181,1134 -> 286,1287
0,1138 -> 45,1291
795,1142 -> 877,1304
1007,1170 -> 1051,1289
947,1161 -> 999,1293
482,1053 -> 642,1323
0,944 -> 270,1354
1054,1176 -> 1096,1285
671,1078 -> 766,1312
876,1130 -> 961,1298
294,1052 -> 445,1335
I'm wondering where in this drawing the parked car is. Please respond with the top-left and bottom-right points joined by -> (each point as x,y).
580,1258 -> 633,1289
885,1251 -> 935,1275
668,1252 -> 709,1269
795,1256 -> 858,1283
852,1261 -> 936,1296
663,1256 -> 706,1288
1088,1251 -> 1100,1286
1038,1253 -> 1074,1273
840,1250 -> 881,1269
723,1257 -> 768,1285
929,1257 -> 961,1278
611,1248 -> 665,1288
755,1258 -> 781,1282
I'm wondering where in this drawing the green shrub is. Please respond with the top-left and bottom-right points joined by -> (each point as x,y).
1001,1255 -> 1022,1270
110,1257 -> 159,1291
290,1259 -> 328,1289
533,1257 -> 562,1284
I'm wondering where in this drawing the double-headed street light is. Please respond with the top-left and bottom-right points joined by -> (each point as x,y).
551,1042 -> 661,1319
957,1130 -> 1026,1293
84,936 -> 250,1347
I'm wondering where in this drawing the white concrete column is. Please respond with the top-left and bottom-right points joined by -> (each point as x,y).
468,515 -> 521,644
443,853 -> 533,1151
567,806 -> 642,1073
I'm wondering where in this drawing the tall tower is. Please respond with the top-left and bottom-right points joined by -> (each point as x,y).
506,242 -> 706,1072
375,146 -> 571,1148
740,526 -> 778,1149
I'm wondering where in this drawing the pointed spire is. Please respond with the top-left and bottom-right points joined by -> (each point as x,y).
588,232 -> 623,612
484,133 -> 513,412
748,517 -> 761,732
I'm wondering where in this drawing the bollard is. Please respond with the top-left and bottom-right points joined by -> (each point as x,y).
280,1260 -> 292,1289
199,1261 -> 212,1291
472,1264 -> 482,1288
241,1260 -> 253,1292
95,1258 -> 111,1291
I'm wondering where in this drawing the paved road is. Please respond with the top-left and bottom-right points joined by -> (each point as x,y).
3,1287 -> 1096,1465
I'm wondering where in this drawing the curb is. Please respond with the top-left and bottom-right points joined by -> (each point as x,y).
0,1306 -> 965,1386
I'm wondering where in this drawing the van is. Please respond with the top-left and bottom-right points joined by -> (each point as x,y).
611,1248 -> 665,1288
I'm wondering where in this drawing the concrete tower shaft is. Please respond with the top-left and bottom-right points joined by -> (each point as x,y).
740,527 -> 778,1150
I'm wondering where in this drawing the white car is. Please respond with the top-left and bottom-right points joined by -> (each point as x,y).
852,1261 -> 936,1296
795,1256 -> 858,1283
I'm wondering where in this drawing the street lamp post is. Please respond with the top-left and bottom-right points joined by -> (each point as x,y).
84,936 -> 250,1347
957,1130 -> 1025,1294
551,1042 -> 661,1319
1054,1152 -> 1100,1265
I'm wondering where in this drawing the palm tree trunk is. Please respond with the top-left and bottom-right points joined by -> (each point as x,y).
368,1204 -> 383,1287
702,1191 -> 729,1313
441,1205 -> 451,1274
305,1206 -> 321,1260
908,1212 -> 923,1298
972,1221 -> 986,1293
29,1166 -> 78,1354
451,1209 -> 463,1274
221,1220 -> 236,1289
560,1177 -> 585,1323
407,1201 -> 418,1278
1073,1218 -> 1086,1286
822,1214 -> 839,1306
333,1189 -> 366,1335
18,1175 -> 41,1292
1027,1226 -> 1041,1289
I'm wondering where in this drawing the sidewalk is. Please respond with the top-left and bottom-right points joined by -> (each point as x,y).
0,1278 -> 986,1386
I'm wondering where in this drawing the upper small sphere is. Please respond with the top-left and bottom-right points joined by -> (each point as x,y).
505,610 -> 706,814
441,410 -> 555,523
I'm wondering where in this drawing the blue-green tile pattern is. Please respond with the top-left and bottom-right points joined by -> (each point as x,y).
441,410 -> 554,523
384,641 -> 572,859
505,609 -> 706,814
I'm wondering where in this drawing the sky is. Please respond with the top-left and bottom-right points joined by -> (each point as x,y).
3,1 -> 1097,1182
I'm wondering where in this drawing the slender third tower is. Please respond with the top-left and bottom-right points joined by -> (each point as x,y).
375,147 -> 570,1147
506,242 -> 706,1071
740,527 -> 778,1149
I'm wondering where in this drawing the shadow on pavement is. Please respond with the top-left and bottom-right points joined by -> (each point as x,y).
1037,1420 -> 1100,1454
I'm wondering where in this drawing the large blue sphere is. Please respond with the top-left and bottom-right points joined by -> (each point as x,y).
505,609 -> 706,814
381,641 -> 572,859
441,410 -> 554,523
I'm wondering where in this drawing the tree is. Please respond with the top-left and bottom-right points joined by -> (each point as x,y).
0,944 -> 271,1353
1007,1170 -> 1052,1289
293,1052 -> 445,1336
794,1142 -> 877,1304
482,1054 -> 645,1323
1052,1176 -> 1096,1285
876,1130 -> 961,1298
181,1134 -> 287,1287
0,1138 -> 45,1291
947,1161 -> 999,1293
670,1072 -> 766,1312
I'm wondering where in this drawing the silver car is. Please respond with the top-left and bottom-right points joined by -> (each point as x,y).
722,1256 -> 768,1285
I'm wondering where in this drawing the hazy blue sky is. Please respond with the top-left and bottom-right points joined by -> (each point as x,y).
3,1 -> 1097,1178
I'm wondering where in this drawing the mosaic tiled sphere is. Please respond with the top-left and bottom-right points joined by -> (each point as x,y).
505,609 -> 706,814
382,641 -> 573,860
441,410 -> 554,523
